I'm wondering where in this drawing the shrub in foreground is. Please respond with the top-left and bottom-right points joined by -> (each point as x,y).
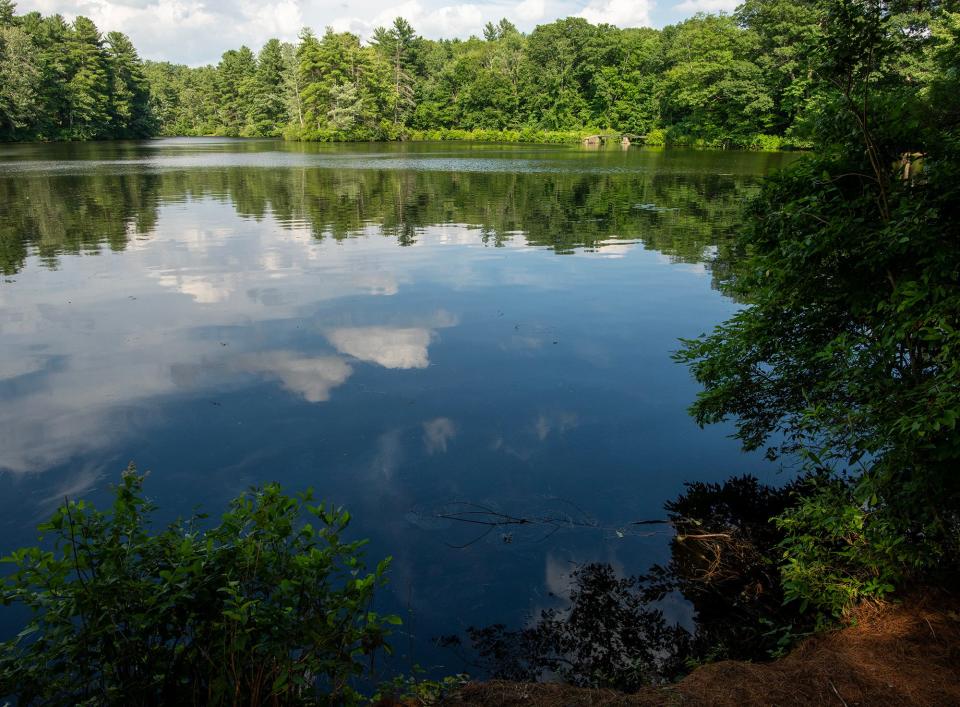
0,467 -> 397,706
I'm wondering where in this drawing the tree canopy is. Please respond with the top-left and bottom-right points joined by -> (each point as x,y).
0,4 -> 152,140
139,10 -> 821,145
0,0 -> 837,145
676,0 -> 960,617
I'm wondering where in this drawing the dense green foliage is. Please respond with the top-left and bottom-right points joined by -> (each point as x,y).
0,469 -> 397,705
677,0 -> 960,618
0,0 -> 832,145
0,1 -> 153,140
0,0 -> 839,146
142,12 -> 822,146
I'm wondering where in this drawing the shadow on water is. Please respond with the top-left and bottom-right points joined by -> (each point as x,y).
441,475 -> 818,691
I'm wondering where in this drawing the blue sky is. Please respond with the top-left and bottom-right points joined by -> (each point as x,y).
18,0 -> 739,66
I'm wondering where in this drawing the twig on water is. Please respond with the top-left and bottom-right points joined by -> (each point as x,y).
412,500 -> 674,549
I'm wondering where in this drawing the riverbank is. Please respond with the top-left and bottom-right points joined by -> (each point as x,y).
444,593 -> 960,706
7,125 -> 812,152
402,128 -> 812,151
274,125 -> 813,150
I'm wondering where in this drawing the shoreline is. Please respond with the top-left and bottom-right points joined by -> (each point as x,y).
6,131 -> 813,152
444,593 -> 960,706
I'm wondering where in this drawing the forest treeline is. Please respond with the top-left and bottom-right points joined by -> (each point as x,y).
0,0 -> 153,141
144,8 -> 819,148
4,0 -> 825,146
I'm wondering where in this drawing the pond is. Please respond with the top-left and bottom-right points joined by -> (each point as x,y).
0,138 -> 801,671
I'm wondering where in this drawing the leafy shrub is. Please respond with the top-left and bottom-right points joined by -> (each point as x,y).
282,123 -> 305,141
749,134 -> 783,151
643,128 -> 666,147
372,671 -> 469,705
0,467 -> 397,706
775,473 -> 953,623
744,133 -> 814,151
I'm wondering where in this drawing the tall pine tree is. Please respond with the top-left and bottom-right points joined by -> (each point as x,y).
66,16 -> 110,139
105,31 -> 153,137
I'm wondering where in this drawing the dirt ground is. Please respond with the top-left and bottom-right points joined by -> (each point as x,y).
444,592 -> 960,706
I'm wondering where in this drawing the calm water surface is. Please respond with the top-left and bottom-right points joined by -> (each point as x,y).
0,139 -> 801,671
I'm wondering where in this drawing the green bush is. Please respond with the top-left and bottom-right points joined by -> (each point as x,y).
0,467 -> 397,705
643,128 -> 666,147
775,476 -> 911,622
373,671 -> 469,705
282,123 -> 304,141
748,134 -> 783,151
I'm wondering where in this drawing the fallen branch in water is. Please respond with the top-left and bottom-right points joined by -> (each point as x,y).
675,533 -> 733,541
408,500 -> 676,549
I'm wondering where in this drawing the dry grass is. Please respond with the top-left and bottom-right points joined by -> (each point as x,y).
443,592 -> 960,706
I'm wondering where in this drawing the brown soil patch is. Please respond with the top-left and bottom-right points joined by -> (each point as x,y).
444,592 -> 960,706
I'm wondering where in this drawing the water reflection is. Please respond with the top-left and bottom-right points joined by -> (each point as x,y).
328,322 -> 449,370
423,418 -> 457,455
232,353 -> 353,403
1,141 -> 796,277
0,140 -> 801,672
455,476 -> 816,690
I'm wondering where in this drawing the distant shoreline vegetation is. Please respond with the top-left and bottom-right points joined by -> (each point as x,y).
148,127 -> 813,151
285,127 -> 814,151
2,1 -> 822,149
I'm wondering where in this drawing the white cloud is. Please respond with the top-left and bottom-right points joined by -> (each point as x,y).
673,0 -> 738,13
332,1 -> 485,43
327,326 -> 433,369
234,352 -> 353,402
544,552 -> 574,598
499,334 -> 543,351
0,407 -> 119,475
591,243 -> 635,259
577,0 -> 652,26
18,0 -> 282,64
17,0 -> 666,66
424,4 -> 486,35
325,310 -> 457,369
156,273 -> 236,303
515,0 -> 546,22
249,0 -> 304,37
39,464 -> 104,511
355,271 -> 400,296
371,428 -> 404,479
422,417 -> 456,454
0,192 -> 479,476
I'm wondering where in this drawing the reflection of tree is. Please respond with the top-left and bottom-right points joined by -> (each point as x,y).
0,158 -> 781,279
456,564 -> 691,692
0,172 -> 159,275
450,475 -> 818,691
